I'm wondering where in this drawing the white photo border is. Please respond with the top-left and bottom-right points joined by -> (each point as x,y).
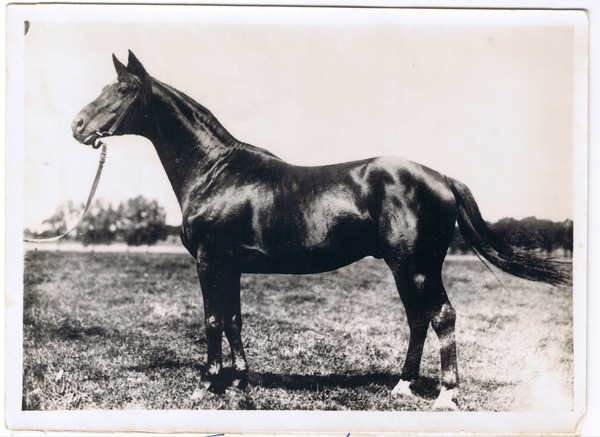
4,3 -> 589,435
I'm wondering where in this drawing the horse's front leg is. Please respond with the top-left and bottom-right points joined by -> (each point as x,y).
197,257 -> 243,393
223,272 -> 248,389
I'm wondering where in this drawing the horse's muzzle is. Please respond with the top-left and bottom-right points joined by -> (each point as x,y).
71,117 -> 91,144
71,117 -> 100,147
72,117 -> 85,133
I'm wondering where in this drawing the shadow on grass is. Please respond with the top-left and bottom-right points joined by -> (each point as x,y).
249,371 -> 441,399
121,352 -> 443,400
127,354 -> 205,373
122,352 -> 443,401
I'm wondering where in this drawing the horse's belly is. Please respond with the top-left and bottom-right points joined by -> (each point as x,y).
242,218 -> 380,274
240,246 -> 371,274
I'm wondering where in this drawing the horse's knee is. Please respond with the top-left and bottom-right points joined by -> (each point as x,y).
206,315 -> 224,331
205,315 -> 225,344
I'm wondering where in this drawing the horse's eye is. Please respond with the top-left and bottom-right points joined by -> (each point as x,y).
118,87 -> 129,95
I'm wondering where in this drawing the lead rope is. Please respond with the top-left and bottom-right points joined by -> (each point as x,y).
23,142 -> 108,243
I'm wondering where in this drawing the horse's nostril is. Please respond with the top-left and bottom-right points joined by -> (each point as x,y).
75,118 -> 85,132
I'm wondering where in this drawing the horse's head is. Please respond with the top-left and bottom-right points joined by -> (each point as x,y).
71,50 -> 151,148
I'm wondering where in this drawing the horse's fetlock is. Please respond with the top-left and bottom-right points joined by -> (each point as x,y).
441,373 -> 459,389
234,361 -> 248,374
206,362 -> 221,377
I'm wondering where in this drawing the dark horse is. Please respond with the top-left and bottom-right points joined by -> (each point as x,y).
72,51 -> 569,410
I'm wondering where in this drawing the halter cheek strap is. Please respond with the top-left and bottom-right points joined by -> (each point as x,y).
92,77 -> 143,149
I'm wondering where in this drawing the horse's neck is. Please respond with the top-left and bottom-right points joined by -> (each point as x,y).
143,80 -> 240,199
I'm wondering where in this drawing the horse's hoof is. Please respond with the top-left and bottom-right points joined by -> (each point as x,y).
391,379 -> 413,397
204,379 -> 227,394
232,375 -> 249,391
432,387 -> 459,411
191,387 -> 205,401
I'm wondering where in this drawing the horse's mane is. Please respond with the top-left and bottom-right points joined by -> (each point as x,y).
153,78 -> 281,161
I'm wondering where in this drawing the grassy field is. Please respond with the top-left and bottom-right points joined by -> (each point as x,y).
22,250 -> 573,411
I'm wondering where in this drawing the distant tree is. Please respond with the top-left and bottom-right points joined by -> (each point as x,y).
30,196 -> 172,247
23,228 -> 59,240
492,218 -> 530,248
448,217 -> 573,258
23,200 -> 82,240
41,209 -> 66,236
448,226 -> 472,255
39,200 -> 83,238
561,219 -> 574,255
79,199 -> 119,246
165,225 -> 182,237
491,216 -> 573,256
551,219 -> 573,256
117,196 -> 168,246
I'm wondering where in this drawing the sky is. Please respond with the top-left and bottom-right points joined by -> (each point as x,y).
13,6 -> 585,230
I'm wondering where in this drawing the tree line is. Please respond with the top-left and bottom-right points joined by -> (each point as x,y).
24,196 -> 179,246
448,216 -> 573,257
25,196 -> 573,257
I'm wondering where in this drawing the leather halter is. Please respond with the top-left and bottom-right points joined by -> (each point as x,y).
92,75 -> 143,149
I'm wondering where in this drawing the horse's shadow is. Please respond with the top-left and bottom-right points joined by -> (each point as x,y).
246,369 -> 440,400
127,358 -> 441,400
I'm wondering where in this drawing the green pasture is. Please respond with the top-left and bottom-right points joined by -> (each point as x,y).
22,250 -> 573,411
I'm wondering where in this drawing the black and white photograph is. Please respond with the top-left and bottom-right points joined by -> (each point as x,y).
4,4 -> 589,435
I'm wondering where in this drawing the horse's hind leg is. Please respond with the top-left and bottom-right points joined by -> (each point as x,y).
429,281 -> 459,410
386,260 -> 431,396
387,258 -> 459,411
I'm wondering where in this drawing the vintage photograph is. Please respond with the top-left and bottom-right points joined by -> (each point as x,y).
5,4 -> 587,434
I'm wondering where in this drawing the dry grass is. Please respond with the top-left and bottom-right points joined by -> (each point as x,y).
22,250 -> 573,411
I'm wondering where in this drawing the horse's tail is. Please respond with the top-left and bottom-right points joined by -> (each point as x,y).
447,177 -> 571,286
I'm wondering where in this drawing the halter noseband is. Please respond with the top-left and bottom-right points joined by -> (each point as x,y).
92,76 -> 143,149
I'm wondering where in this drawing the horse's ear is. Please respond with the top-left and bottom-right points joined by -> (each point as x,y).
126,50 -> 152,102
113,54 -> 126,77
126,50 -> 149,80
